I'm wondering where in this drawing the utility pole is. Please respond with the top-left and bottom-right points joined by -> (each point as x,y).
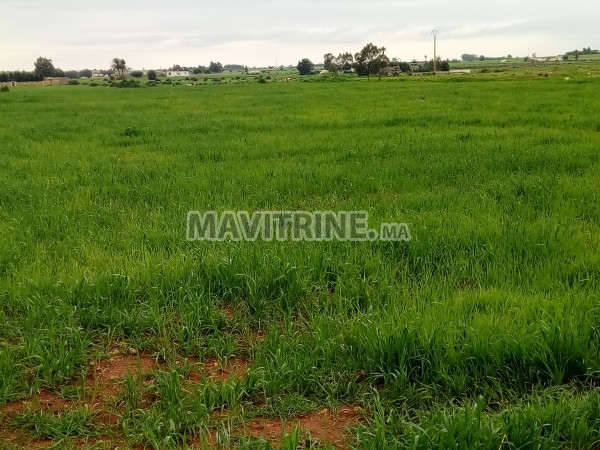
432,30 -> 439,73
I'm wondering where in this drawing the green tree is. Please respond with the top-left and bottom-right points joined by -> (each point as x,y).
296,58 -> 314,75
323,53 -> 336,72
78,69 -> 93,78
147,70 -> 157,81
111,58 -> 127,78
34,57 -> 56,78
323,52 -> 354,73
208,61 -> 223,73
130,70 -> 143,78
423,57 -> 450,72
353,43 -> 389,80
479,55 -> 486,61
338,52 -> 354,71
461,54 -> 478,61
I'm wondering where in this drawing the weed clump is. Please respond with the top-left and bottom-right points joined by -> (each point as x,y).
111,79 -> 141,88
122,126 -> 141,137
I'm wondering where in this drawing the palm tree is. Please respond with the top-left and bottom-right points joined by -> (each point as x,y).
111,57 -> 127,78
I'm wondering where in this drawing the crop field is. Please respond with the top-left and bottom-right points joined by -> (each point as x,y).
1,65 -> 600,449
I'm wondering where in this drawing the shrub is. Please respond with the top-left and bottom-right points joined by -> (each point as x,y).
258,77 -> 267,84
130,70 -> 143,78
68,79 -> 80,85
110,79 -> 141,88
122,127 -> 141,137
147,70 -> 157,81
0,86 -> 9,92
89,82 -> 98,87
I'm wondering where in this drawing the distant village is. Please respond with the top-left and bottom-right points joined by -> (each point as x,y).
1,46 -> 597,88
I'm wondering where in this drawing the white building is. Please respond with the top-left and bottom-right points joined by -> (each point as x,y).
165,70 -> 190,77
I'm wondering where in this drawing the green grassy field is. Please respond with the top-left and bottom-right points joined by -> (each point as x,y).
1,65 -> 600,449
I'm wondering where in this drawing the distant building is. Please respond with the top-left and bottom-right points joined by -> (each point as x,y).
381,67 -> 402,76
42,77 -> 70,85
529,56 -> 562,63
165,70 -> 190,77
1,77 -> 70,87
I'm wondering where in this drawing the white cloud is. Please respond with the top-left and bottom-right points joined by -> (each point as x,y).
0,0 -> 597,70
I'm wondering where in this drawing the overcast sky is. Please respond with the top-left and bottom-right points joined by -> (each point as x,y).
1,0 -> 597,71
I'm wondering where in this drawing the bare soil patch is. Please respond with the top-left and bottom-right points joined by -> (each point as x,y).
85,353 -> 157,404
243,405 -> 360,449
187,357 -> 250,383
0,352 -> 158,449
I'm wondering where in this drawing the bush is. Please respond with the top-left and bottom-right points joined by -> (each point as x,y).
110,79 -> 141,88
130,71 -> 143,78
122,127 -> 141,137
258,77 -> 267,84
89,82 -> 99,87
68,79 -> 80,85
147,70 -> 157,81
0,86 -> 9,92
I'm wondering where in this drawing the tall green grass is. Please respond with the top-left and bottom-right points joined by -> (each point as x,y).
1,70 -> 599,447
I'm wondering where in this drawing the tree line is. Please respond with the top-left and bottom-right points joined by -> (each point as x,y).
166,62 -> 243,74
297,43 -> 449,79
0,56 -> 244,83
0,56 -> 99,82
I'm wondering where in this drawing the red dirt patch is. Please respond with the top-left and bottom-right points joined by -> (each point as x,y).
0,425 -> 54,450
0,352 -> 158,415
243,405 -> 360,449
187,357 -> 250,383
85,353 -> 157,403
223,304 -> 237,320
0,352 -> 158,449
0,390 -> 71,415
